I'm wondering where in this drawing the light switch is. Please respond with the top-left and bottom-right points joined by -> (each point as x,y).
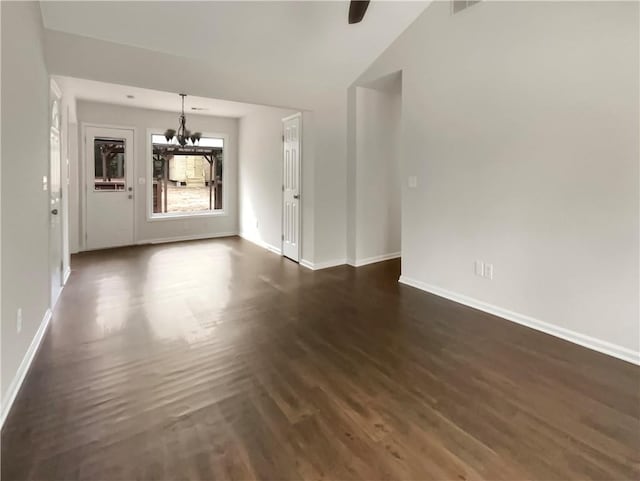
484,264 -> 494,280
42,176 -> 48,191
475,260 -> 484,276
408,176 -> 418,188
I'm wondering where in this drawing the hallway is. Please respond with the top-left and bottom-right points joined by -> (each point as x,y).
2,237 -> 638,480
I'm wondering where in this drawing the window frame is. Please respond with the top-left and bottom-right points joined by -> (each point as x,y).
146,128 -> 229,222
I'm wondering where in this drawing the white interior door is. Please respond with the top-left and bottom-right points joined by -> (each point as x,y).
85,126 -> 134,250
49,84 -> 63,306
282,114 -> 301,262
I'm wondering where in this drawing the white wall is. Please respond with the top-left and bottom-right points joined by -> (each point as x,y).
300,111 -> 315,264
238,106 -> 295,252
1,1 -> 51,408
356,1 -> 640,357
311,90 -> 348,266
40,2 -> 428,115
351,84 -> 401,264
73,101 -> 239,248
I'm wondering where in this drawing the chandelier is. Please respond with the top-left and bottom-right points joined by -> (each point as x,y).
164,93 -> 202,146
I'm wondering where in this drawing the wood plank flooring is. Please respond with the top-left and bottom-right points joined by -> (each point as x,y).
2,237 -> 639,480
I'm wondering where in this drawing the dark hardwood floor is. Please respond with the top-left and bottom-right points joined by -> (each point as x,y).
2,237 -> 639,480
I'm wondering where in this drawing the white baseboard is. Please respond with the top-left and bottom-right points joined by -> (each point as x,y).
349,252 -> 401,267
266,244 -> 282,255
136,231 -> 238,245
300,259 -> 314,270
1,309 -> 53,428
301,258 -> 347,270
238,232 -> 282,255
63,266 -> 71,285
398,276 -> 640,366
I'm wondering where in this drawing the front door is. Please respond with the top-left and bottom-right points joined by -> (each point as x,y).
49,82 -> 63,306
85,126 -> 135,250
282,114 -> 301,262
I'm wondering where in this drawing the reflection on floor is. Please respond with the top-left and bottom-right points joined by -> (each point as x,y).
2,237 -> 639,480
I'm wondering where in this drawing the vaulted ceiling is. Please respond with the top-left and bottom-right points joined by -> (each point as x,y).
40,1 -> 428,109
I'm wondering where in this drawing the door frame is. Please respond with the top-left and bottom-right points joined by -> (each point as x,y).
81,122 -> 137,251
49,78 -> 63,308
281,112 -> 302,262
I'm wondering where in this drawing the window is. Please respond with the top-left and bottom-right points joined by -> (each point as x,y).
94,138 -> 126,191
150,134 -> 224,217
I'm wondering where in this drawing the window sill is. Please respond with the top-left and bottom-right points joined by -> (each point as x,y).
148,210 -> 227,222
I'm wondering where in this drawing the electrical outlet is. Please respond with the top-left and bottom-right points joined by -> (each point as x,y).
484,263 -> 494,280
17,308 -> 22,333
474,260 -> 484,276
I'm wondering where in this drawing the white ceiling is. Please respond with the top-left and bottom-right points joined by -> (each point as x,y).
54,76 -> 269,121
41,1 -> 429,107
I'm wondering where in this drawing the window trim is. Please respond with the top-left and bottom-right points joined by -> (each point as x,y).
146,128 -> 229,222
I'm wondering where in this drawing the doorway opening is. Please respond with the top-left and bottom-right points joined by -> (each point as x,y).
49,80 -> 64,306
350,71 -> 402,267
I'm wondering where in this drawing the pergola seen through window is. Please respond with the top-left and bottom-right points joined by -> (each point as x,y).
151,134 -> 224,216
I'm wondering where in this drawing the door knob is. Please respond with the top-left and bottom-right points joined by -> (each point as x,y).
128,195 -> 133,199
293,194 -> 300,199
51,209 -> 58,215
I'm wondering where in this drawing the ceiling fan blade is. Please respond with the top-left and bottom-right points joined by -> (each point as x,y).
348,0 -> 370,24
